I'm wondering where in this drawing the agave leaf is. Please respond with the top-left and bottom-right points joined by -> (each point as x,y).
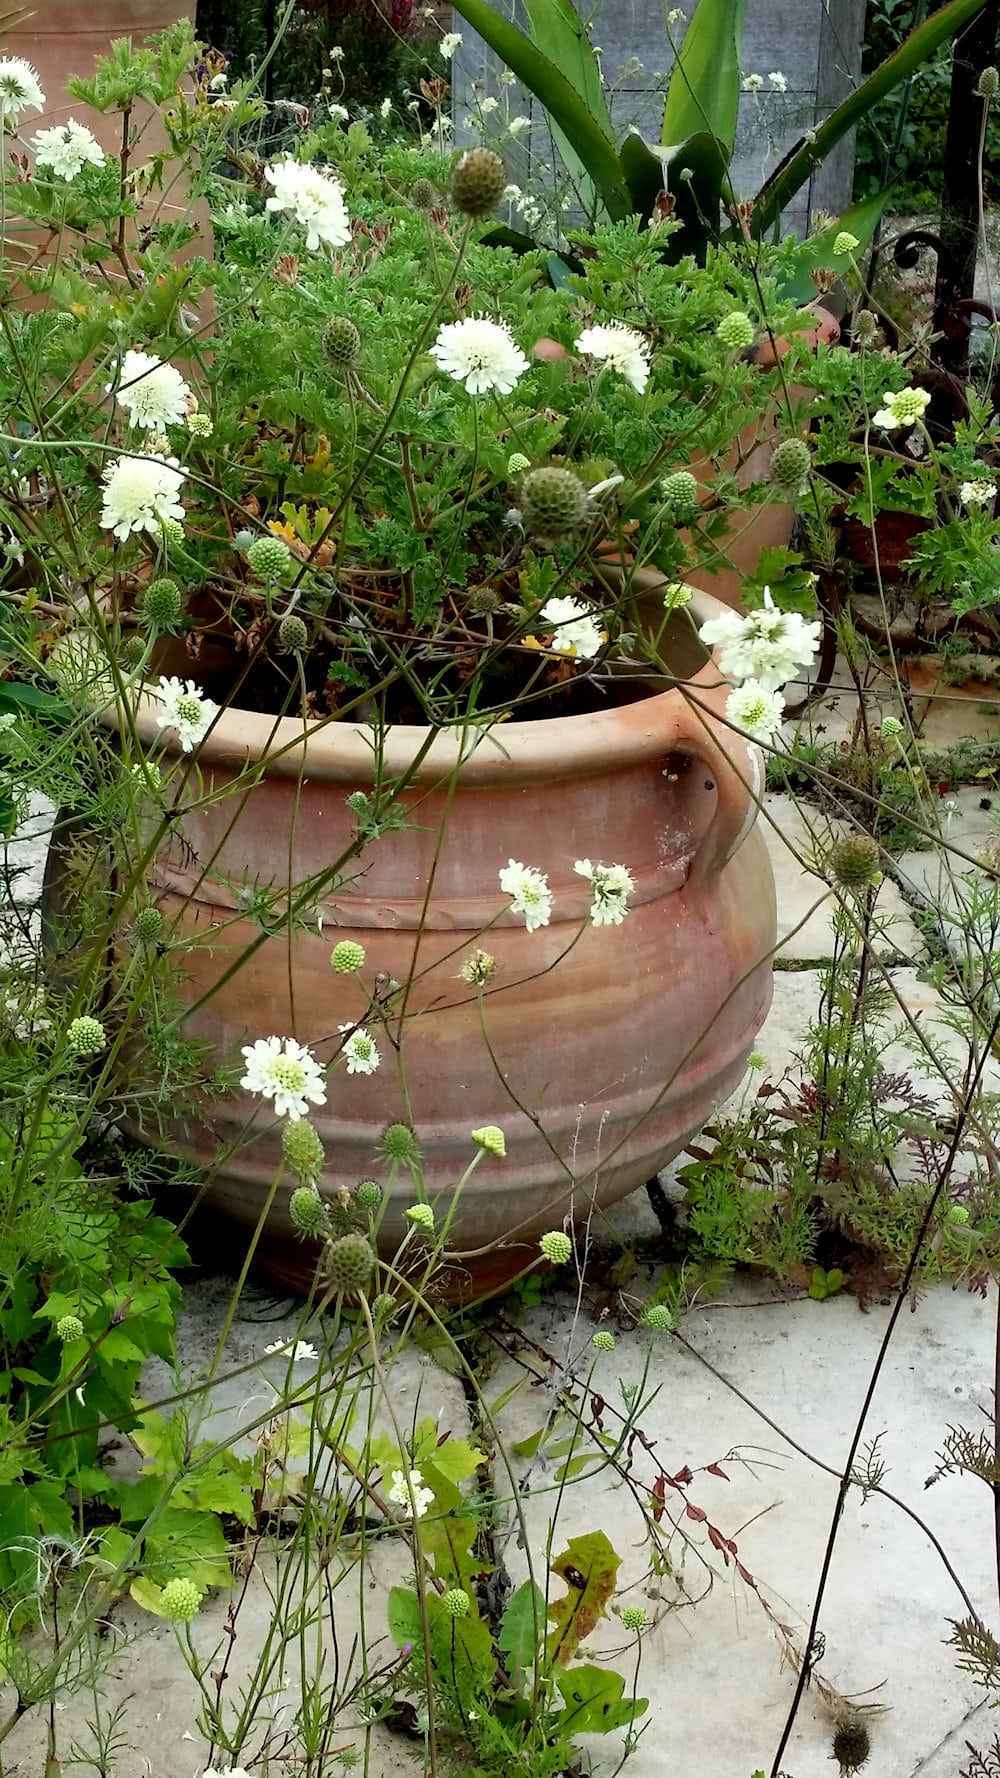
523,0 -> 612,215
661,0 -> 745,157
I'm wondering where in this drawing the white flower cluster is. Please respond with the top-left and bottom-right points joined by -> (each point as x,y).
264,159 -> 351,251
388,1467 -> 435,1518
110,349 -> 193,431
699,586 -> 821,744
575,322 -> 650,393
540,595 -> 604,659
152,676 -> 218,752
430,315 -> 528,396
100,454 -> 186,539
0,57 -> 44,122
32,118 -> 103,180
961,479 -> 997,508
499,858 -> 634,931
241,1035 -> 327,1121
574,859 -> 635,926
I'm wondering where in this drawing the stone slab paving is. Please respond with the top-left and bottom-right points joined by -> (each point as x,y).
762,794 -> 922,962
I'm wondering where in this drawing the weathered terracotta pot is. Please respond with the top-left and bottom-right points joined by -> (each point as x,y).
116,584 -> 776,1299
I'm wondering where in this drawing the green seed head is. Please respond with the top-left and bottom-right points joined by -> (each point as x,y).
134,905 -> 163,944
290,1185 -> 328,1237
282,1120 -> 325,1185
406,1202 -> 435,1234
323,315 -> 361,366
977,65 -> 1000,99
520,466 -> 590,539
356,1177 -> 382,1211
507,452 -> 531,477
853,309 -> 879,347
56,1314 -> 83,1343
947,1204 -> 970,1225
65,1015 -> 106,1059
246,535 -> 292,582
380,1123 -> 421,1165
331,939 -> 366,974
716,310 -> 754,351
660,469 -> 699,520
880,715 -> 904,739
325,1231 -> 375,1295
828,832 -> 881,891
770,437 -> 812,492
410,175 -> 437,211
592,1329 -> 616,1352
620,1604 -> 646,1630
450,147 -> 506,218
539,1230 -> 572,1265
642,1302 -> 673,1332
443,1587 -> 471,1618
121,634 -> 146,669
833,230 -> 860,256
831,1718 -> 872,1775
141,576 -> 184,631
277,612 -> 308,654
160,1577 -> 202,1622
471,1124 -> 506,1158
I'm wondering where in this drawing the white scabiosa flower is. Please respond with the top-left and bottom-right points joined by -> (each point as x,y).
263,1339 -> 318,1361
439,30 -> 463,58
961,479 -> 997,507
698,587 -> 820,692
388,1467 -> 435,1518
499,859 -> 552,932
741,72 -> 764,92
337,1024 -> 381,1075
540,595 -> 604,659
379,96 -> 393,119
725,680 -> 785,743
574,322 -> 651,394
768,70 -> 788,91
264,159 -> 351,251
507,115 -> 531,135
100,453 -> 186,540
240,1035 -> 328,1121
430,314 -> 528,396
327,102 -> 349,123
110,349 -> 193,431
0,57 -> 44,123
32,118 -> 103,179
574,859 -> 635,926
872,385 -> 931,430
152,676 -> 218,753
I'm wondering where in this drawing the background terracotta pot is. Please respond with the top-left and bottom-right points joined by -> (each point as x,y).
107,585 -> 776,1300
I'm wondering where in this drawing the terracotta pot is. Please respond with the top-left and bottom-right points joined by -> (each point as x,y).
107,582 -> 775,1300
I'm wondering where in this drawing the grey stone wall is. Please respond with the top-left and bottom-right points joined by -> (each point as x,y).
449,0 -> 866,236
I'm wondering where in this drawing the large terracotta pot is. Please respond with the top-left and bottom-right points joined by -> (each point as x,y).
115,585 -> 776,1299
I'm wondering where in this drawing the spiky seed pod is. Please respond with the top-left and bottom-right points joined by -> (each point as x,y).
770,437 -> 812,492
65,1016 -> 106,1058
160,1577 -> 202,1622
642,1302 -> 673,1332
141,576 -> 183,630
380,1123 -> 421,1164
450,148 -> 506,218
356,1178 -> 382,1211
289,1185 -> 328,1236
246,535 -> 291,582
467,585 -> 502,616
277,613 -> 308,654
520,467 -> 589,538
831,1718 -> 871,1774
330,939 -> 366,973
134,905 -> 163,944
716,310 -> 755,351
282,1120 -> 325,1184
828,832 -> 881,891
324,1231 -> 375,1295
853,309 -> 879,346
121,634 -> 147,668
977,65 -> 1000,98
323,315 -> 361,366
56,1314 -> 83,1343
410,176 -> 436,211
660,470 -> 699,520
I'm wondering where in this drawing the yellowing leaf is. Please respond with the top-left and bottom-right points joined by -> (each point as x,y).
547,1529 -> 621,1665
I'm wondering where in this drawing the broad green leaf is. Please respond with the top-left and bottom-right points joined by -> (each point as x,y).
622,129 -> 729,252
500,1580 -> 547,1683
547,1530 -> 621,1665
421,1513 -> 482,1592
777,193 -> 891,304
449,0 -> 632,220
0,681 -> 68,718
661,0 -> 745,155
129,1576 -> 168,1617
556,1664 -> 649,1734
387,1584 -> 426,1648
523,0 -> 613,215
421,1437 -> 484,1488
430,1609 -> 495,1693
752,0 -> 989,235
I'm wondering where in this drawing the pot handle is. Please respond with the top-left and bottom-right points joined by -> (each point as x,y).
669,704 -> 762,892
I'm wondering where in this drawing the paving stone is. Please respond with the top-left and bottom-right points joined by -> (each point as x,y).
1,793 -> 53,906
762,794 -> 922,961
895,787 -> 1000,974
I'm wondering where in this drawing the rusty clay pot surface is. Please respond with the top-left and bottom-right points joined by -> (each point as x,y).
115,586 -> 776,1298
5,3 -> 195,153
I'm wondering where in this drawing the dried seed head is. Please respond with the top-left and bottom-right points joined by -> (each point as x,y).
832,1718 -> 871,1774
323,314 -> 361,366
450,148 -> 506,218
520,466 -> 590,538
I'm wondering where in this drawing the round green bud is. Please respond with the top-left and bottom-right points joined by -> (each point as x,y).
406,1202 -> 435,1234
277,612 -> 309,654
471,1124 -> 506,1158
186,410 -> 213,438
716,310 -> 755,351
380,1123 -> 421,1165
507,452 -> 531,477
831,1718 -> 872,1775
141,577 -> 183,631
282,1120 -> 325,1185
324,1231 -> 375,1294
443,1587 -> 471,1618
833,231 -> 860,256
642,1302 -> 673,1332
828,832 -> 881,891
246,535 -> 291,582
450,147 -> 506,218
65,1015 -> 106,1059
371,1291 -> 397,1320
620,1604 -> 647,1630
290,1185 -> 328,1236
134,905 -> 163,944
660,470 -> 699,520
159,517 -> 184,546
880,715 -> 904,739
323,315 -> 361,367
977,66 -> 1000,99
160,1577 -> 202,1622
770,437 -> 812,492
411,176 -> 437,211
331,939 -> 366,974
947,1204 -> 971,1225
56,1314 -> 84,1343
539,1230 -> 572,1265
356,1178 -> 382,1211
520,466 -> 589,539
121,634 -> 147,670
592,1329 -> 616,1352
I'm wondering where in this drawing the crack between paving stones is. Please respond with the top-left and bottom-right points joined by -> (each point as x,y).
455,1336 -> 514,1634
908,1695 -> 989,1775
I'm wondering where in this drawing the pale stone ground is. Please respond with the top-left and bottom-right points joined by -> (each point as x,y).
3,666 -> 1000,1778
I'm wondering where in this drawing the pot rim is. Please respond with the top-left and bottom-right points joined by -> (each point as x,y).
106,579 -> 735,788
